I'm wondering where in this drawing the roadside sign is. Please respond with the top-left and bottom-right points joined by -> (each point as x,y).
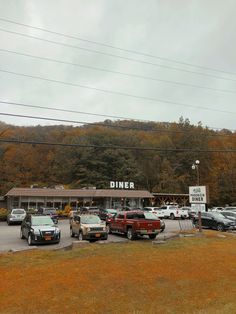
189,186 -> 209,204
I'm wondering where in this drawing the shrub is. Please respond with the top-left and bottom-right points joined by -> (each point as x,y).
0,208 -> 8,221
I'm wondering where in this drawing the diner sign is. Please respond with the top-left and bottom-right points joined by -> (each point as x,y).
110,181 -> 135,189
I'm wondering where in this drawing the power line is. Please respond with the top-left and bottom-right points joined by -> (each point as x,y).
1,27 -> 236,83
0,111 -> 235,138
1,48 -> 236,95
0,17 -> 236,77
1,68 -> 236,116
1,100 -> 235,133
0,138 -> 235,153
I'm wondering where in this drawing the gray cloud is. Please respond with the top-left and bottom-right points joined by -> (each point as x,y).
0,0 -> 236,129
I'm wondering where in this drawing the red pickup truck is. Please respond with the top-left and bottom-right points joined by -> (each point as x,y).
107,211 -> 161,240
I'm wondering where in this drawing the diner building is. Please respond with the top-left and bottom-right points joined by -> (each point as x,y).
5,187 -> 153,210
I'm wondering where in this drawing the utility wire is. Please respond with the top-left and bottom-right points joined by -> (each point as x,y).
0,17 -> 236,77
0,68 -> 236,116
1,100 -> 235,132
1,48 -> 236,95
0,112 -> 235,138
1,27 -> 236,83
0,138 -> 235,153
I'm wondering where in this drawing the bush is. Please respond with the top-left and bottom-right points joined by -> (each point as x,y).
0,208 -> 8,221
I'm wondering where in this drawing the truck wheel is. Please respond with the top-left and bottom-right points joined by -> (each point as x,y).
78,232 -> 83,241
70,227 -> 75,237
149,234 -> 157,240
127,228 -> 136,240
170,213 -> 175,220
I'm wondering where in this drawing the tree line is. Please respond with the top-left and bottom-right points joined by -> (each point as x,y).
0,117 -> 235,206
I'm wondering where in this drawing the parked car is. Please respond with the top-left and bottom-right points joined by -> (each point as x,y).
7,208 -> 26,225
36,207 -> 58,224
193,212 -> 236,231
107,210 -> 161,240
224,207 -> 236,212
221,211 -> 236,221
211,207 -> 225,212
79,207 -> 100,215
99,208 -> 117,221
20,214 -> 61,245
179,206 -> 195,219
143,212 -> 165,233
70,214 -> 108,242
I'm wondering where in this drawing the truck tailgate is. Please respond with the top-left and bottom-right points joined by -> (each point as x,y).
136,220 -> 160,230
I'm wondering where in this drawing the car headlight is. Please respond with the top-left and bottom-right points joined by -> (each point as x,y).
86,227 -> 90,232
31,228 -> 40,235
54,228 -> 60,234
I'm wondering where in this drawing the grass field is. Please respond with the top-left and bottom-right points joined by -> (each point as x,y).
1,231 -> 236,314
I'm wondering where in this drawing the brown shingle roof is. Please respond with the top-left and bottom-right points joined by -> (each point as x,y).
5,188 -> 153,198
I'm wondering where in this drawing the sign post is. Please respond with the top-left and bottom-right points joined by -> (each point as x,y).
189,186 -> 209,233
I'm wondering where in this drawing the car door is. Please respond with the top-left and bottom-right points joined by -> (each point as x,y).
110,213 -> 124,232
201,213 -> 213,228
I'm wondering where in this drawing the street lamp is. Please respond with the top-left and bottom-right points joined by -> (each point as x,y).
191,160 -> 202,232
192,160 -> 200,186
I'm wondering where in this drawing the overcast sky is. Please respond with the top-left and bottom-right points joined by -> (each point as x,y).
0,0 -> 236,130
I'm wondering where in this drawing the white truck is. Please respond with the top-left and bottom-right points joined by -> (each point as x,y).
158,205 -> 189,220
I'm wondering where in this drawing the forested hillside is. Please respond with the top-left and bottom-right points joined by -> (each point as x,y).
0,117 -> 235,205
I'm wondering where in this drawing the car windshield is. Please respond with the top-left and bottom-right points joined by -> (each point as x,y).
81,215 -> 101,224
12,209 -> 25,214
212,212 -> 225,219
144,213 -> 159,220
32,216 -> 54,226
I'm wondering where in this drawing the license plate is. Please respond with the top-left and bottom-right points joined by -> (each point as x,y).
95,233 -> 101,237
44,236 -> 51,240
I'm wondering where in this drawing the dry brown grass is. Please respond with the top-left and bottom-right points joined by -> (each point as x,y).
1,231 -> 236,314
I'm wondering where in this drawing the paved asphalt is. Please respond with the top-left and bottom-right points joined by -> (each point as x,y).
0,219 -> 194,253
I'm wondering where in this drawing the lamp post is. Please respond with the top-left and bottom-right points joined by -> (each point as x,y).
191,160 -> 200,186
191,160 -> 202,232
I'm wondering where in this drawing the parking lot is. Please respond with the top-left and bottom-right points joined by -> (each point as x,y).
0,219 -> 194,252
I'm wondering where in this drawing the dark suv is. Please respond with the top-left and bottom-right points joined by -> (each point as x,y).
193,212 -> 236,231
20,214 -> 61,246
37,207 -> 58,224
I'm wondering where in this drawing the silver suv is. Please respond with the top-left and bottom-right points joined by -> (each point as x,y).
7,208 -> 26,225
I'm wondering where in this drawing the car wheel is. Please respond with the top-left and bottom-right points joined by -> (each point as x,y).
20,229 -> 25,239
217,224 -> 225,232
27,233 -> 33,246
70,227 -> 75,238
7,220 -> 11,225
170,213 -> 175,220
194,221 -> 199,228
127,228 -> 136,240
149,234 -> 157,240
78,232 -> 83,241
